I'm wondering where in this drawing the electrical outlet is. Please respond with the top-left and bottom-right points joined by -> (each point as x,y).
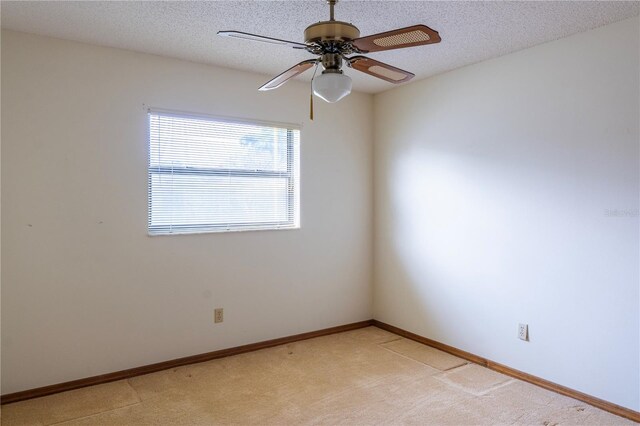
214,308 -> 224,323
518,323 -> 528,341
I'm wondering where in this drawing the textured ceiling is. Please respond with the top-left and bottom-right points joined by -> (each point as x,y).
2,1 -> 639,94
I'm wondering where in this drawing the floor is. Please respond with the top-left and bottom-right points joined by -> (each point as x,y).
1,327 -> 635,425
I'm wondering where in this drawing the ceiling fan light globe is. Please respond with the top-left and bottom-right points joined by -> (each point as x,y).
312,73 -> 352,103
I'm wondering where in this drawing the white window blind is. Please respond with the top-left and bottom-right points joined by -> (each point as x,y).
148,111 -> 300,235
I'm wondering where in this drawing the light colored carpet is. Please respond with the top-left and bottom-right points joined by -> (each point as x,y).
1,327 -> 635,425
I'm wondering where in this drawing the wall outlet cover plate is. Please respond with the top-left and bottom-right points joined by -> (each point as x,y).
518,323 -> 528,341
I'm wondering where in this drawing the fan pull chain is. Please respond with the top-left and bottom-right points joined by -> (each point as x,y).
309,62 -> 319,121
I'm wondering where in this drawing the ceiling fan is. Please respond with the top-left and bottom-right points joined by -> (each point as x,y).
218,0 -> 441,105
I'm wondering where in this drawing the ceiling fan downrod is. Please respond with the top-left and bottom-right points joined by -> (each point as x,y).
328,0 -> 336,21
304,0 -> 360,48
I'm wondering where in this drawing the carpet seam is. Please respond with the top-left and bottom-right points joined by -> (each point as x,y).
378,344 -> 444,373
377,337 -> 403,345
45,400 -> 143,426
379,340 -> 469,372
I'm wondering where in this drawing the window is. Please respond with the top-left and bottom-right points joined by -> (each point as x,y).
148,110 -> 300,235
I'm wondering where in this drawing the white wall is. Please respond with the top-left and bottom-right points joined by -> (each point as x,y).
373,16 -> 639,411
0,30 -> 373,394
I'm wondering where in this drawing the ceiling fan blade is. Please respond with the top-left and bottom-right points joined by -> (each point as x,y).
352,25 -> 441,53
259,59 -> 318,91
217,30 -> 308,49
348,56 -> 414,84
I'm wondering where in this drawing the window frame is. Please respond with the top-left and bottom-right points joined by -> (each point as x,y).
147,109 -> 301,236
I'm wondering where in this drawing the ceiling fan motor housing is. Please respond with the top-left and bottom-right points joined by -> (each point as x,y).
304,21 -> 360,44
321,53 -> 343,73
